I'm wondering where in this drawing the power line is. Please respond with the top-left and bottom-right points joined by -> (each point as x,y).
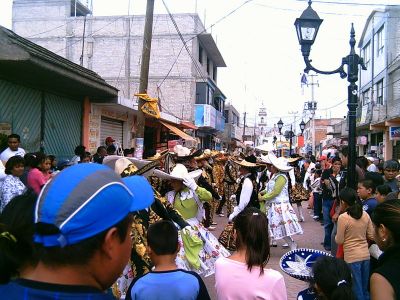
295,0 -> 400,6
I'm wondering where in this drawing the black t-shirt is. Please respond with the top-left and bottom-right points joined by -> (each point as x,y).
321,168 -> 339,200
373,245 -> 400,299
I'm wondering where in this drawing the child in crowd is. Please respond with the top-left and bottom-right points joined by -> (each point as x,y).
47,155 -> 57,173
215,207 -> 287,300
375,184 -> 392,203
335,187 -> 374,300
27,152 -> 50,195
312,256 -> 355,300
80,152 -> 92,163
357,179 -> 378,216
41,156 -> 53,181
126,220 -> 210,300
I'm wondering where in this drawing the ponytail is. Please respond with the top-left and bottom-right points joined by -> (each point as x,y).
339,187 -> 363,220
0,193 -> 37,283
313,256 -> 355,300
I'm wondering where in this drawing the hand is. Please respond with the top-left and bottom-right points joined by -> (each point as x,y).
332,213 -> 339,222
260,190 -> 267,196
258,193 -> 265,201
228,214 -> 234,222
183,176 -> 198,191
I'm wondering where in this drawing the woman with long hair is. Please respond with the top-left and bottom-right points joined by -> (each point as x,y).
370,199 -> 400,300
215,207 -> 287,300
335,187 -> 374,300
0,156 -> 26,212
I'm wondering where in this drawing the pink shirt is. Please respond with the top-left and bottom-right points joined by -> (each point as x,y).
27,168 -> 47,195
215,257 -> 287,300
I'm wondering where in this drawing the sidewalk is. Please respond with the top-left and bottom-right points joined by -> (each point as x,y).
203,203 -> 325,300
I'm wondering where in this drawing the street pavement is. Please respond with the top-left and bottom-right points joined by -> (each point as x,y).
203,203 -> 325,300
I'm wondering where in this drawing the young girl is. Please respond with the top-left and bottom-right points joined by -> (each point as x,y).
216,207 -> 287,300
312,256 -> 355,300
27,152 -> 50,195
335,187 -> 374,300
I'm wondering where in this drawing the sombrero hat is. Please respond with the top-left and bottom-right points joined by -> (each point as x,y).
268,152 -> 293,172
194,149 -> 211,161
256,143 -> 274,152
287,156 -> 303,163
280,248 -> 332,281
146,149 -> 169,161
103,155 -> 158,177
172,145 -> 202,162
153,163 -> 202,181
233,155 -> 259,168
260,153 -> 272,164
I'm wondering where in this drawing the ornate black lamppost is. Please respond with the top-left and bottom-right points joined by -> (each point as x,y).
294,0 -> 366,189
300,120 -> 306,135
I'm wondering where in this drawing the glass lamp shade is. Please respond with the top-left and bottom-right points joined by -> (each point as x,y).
294,1 -> 323,46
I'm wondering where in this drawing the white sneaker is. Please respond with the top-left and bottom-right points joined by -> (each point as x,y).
208,226 -> 216,231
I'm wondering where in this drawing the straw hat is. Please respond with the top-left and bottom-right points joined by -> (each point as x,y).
233,155 -> 259,168
268,152 -> 293,172
146,149 -> 169,161
103,155 -> 157,177
194,149 -> 211,161
260,153 -> 272,164
154,163 -> 202,181
287,156 -> 303,163
172,145 -> 202,162
256,143 -> 274,152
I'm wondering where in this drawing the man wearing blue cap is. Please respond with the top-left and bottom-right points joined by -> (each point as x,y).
0,163 -> 154,299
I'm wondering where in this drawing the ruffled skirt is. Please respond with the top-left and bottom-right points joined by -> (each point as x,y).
176,217 -> 230,277
268,201 -> 303,240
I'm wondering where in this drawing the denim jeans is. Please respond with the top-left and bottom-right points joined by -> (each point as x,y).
313,192 -> 323,219
322,198 -> 334,250
349,260 -> 370,300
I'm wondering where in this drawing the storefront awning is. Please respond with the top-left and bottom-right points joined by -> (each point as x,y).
160,121 -> 196,141
180,121 -> 198,130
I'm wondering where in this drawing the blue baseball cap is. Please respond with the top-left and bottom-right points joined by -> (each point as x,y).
34,163 -> 154,247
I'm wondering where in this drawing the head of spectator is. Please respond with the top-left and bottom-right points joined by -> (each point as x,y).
105,136 -> 115,147
26,152 -> 46,171
33,163 -> 154,291
80,152 -> 91,163
24,153 -> 37,169
357,179 -> 375,201
331,156 -> 342,174
0,193 -> 37,284
107,144 -> 116,155
47,155 -> 57,171
340,187 -> 363,220
339,146 -> 349,168
383,160 -> 400,181
74,145 -> 86,157
303,158 -> 312,171
97,146 -> 107,157
146,220 -> 179,268
312,256 -> 354,300
7,134 -> 21,152
371,199 -> 400,252
233,207 -> 270,275
364,171 -> 384,188
56,159 -> 73,171
376,185 -> 392,203
356,156 -> 369,173
123,148 -> 134,157
41,156 -> 52,174
4,155 -> 25,177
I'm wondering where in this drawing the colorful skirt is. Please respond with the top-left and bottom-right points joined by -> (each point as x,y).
290,183 -> 310,204
268,201 -> 303,240
176,217 -> 230,277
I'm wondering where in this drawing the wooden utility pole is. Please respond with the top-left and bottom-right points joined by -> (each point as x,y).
242,111 -> 247,141
135,0 -> 155,159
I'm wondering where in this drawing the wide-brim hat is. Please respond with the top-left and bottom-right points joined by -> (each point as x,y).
280,248 -> 332,281
256,143 -> 274,152
103,155 -> 157,177
268,152 -> 293,172
260,154 -> 272,164
287,156 -> 303,163
146,149 -> 169,161
154,163 -> 202,181
194,149 -> 211,161
172,145 -> 202,162
233,155 -> 259,168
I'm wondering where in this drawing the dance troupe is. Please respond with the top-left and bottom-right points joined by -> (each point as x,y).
105,145 -> 307,298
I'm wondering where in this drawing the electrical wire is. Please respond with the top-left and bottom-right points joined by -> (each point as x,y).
295,0 -> 400,7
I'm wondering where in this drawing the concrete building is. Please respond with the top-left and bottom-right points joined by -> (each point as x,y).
222,103 -> 242,150
357,6 -> 400,160
12,0 -> 226,152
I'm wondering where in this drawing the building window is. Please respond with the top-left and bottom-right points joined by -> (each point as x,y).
363,42 -> 371,69
199,45 -> 203,64
213,66 -> 217,81
224,110 -> 229,123
376,26 -> 384,57
376,80 -> 384,104
362,89 -> 370,105
206,57 -> 210,74
207,86 -> 214,105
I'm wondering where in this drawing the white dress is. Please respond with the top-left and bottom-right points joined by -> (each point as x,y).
266,172 -> 303,240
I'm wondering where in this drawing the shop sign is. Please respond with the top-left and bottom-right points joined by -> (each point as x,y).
389,127 -> 400,140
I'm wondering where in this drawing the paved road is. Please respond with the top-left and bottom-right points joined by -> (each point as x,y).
203,203 -> 325,300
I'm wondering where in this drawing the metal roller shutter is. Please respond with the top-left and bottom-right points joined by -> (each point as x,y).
100,117 -> 123,147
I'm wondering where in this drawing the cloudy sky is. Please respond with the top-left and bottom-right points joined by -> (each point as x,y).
1,0 -> 399,132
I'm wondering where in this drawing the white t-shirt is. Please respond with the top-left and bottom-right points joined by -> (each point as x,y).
0,147 -> 26,163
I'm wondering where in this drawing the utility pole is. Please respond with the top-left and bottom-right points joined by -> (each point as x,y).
306,74 -> 318,155
289,111 -> 298,154
135,0 -> 155,159
242,111 -> 247,142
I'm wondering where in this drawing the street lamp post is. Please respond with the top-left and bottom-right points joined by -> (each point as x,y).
277,119 -> 284,157
294,0 -> 366,189
289,125 -> 293,156
300,120 -> 306,135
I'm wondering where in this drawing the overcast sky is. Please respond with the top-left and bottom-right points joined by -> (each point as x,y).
1,0 -> 399,132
